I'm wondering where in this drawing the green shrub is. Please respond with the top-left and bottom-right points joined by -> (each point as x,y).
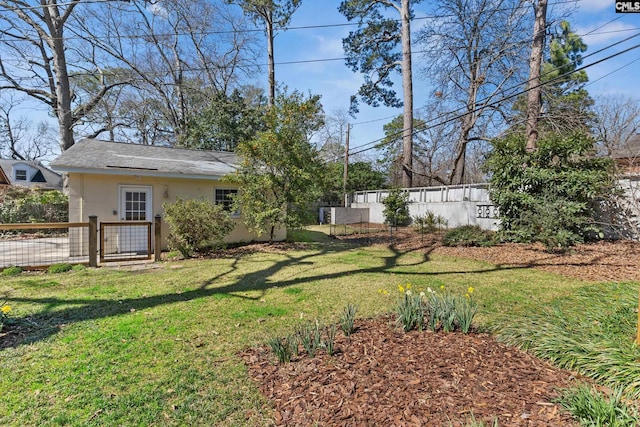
48,263 -> 73,274
486,132 -> 614,251
382,188 -> 410,227
163,198 -> 235,258
414,211 -> 449,234
0,187 -> 68,224
442,225 -> 496,247
1,266 -> 23,276
72,264 -> 87,271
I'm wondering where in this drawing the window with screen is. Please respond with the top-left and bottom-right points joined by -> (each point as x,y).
215,189 -> 239,216
15,169 -> 27,181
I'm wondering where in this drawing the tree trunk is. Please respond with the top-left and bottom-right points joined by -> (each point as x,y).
449,116 -> 473,185
525,0 -> 548,152
266,8 -> 275,107
400,0 -> 413,188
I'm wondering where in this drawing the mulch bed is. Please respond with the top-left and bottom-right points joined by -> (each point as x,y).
241,229 -> 640,426
241,317 -> 579,426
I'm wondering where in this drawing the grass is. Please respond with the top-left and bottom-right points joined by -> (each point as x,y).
556,385 -> 639,426
491,281 -> 640,399
0,226 -> 638,425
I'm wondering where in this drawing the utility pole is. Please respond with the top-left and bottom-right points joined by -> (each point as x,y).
343,124 -> 350,207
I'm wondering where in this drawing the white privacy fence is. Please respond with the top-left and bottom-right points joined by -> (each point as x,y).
342,179 -> 640,238
348,184 -> 499,230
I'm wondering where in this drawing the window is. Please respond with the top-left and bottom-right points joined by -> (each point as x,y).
15,169 -> 27,181
215,189 -> 239,216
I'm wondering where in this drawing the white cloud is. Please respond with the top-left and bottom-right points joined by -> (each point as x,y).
312,35 -> 345,58
577,0 -> 612,12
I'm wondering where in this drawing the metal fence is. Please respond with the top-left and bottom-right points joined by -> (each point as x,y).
0,222 -> 90,270
100,221 -> 152,263
0,216 -> 162,271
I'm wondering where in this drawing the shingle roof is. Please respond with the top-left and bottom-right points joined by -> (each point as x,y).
0,159 -> 62,189
50,139 -> 239,180
610,134 -> 640,160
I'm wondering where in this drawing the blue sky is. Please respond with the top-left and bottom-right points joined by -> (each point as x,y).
271,0 -> 640,157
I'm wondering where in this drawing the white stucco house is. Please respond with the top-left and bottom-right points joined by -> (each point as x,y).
50,139 -> 285,253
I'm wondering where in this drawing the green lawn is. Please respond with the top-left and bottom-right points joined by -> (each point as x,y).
1,227 -> 638,426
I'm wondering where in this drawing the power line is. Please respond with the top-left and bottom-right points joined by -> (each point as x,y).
346,29 -> 640,152
348,20 -> 637,128
0,0 -> 598,42
347,41 -> 640,158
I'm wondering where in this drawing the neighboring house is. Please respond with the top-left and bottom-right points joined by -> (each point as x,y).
50,139 -> 285,253
611,133 -> 640,176
0,159 -> 63,190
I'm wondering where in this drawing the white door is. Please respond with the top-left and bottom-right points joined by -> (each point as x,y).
119,186 -> 152,253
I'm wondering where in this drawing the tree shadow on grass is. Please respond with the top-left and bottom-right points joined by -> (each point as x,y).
0,237 -> 549,350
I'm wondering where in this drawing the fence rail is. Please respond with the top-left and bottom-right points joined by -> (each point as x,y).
99,221 -> 152,263
0,215 -> 162,271
0,222 -> 91,270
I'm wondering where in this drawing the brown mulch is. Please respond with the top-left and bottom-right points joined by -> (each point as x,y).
241,229 -> 640,426
242,317 -> 579,427
337,227 -> 640,283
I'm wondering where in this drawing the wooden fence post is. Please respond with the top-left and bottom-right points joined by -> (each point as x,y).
154,215 -> 162,262
88,215 -> 98,268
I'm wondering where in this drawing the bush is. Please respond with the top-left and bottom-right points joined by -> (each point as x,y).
414,211 -> 448,234
486,132 -> 614,251
163,198 -> 235,258
382,188 -> 410,227
0,187 -> 68,224
48,263 -> 73,274
442,225 -> 496,247
1,266 -> 22,276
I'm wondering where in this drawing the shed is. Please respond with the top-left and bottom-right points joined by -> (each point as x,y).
50,139 -> 285,254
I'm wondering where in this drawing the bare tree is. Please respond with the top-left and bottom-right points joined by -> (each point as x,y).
593,94 -> 640,158
72,0 -> 259,145
230,0 -> 302,107
418,0 -> 530,184
0,93 -> 57,160
316,109 -> 349,162
0,0 -> 128,152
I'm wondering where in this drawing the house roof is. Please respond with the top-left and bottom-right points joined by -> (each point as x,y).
0,159 -> 63,189
0,164 -> 8,186
610,133 -> 640,160
50,139 -> 239,180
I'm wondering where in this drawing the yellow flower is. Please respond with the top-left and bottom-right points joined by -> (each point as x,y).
406,284 -> 412,290
383,290 -> 389,295
398,285 -> 405,293
467,286 -> 475,294
1,305 -> 10,314
440,285 -> 445,291
465,293 -> 470,299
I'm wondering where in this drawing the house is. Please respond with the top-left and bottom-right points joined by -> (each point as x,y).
0,159 -> 63,190
50,139 -> 285,254
611,133 -> 640,176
